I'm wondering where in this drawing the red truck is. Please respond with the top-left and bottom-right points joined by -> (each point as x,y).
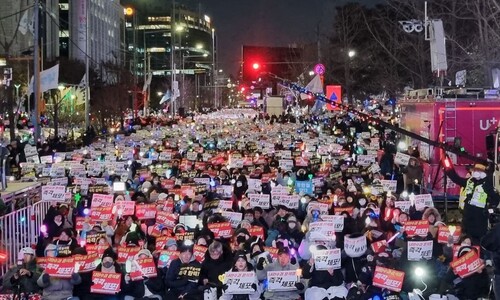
399,87 -> 500,197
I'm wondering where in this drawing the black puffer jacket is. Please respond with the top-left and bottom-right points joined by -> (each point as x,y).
200,247 -> 233,285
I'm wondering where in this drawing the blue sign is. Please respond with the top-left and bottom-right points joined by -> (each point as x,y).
295,180 -> 314,195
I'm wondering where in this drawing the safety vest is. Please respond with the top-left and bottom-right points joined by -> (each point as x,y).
459,178 -> 487,209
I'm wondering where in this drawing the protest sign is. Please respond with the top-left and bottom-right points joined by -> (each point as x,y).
267,270 -> 298,291
407,240 -> 433,261
450,250 -> 484,278
373,266 -> 405,292
313,249 -> 341,270
208,222 -> 233,238
91,272 -> 121,294
248,193 -> 270,209
224,271 -> 256,294
44,257 -> 74,278
41,186 -> 66,201
404,220 -> 429,237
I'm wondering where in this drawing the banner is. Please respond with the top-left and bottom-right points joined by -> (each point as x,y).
373,266 -> 405,292
224,271 -> 256,294
130,258 -> 157,281
85,231 -> 107,245
90,207 -> 113,222
91,271 -> 121,294
248,226 -> 264,240
44,257 -> 74,278
404,220 -> 429,237
113,201 -> 135,217
193,245 -> 207,263
135,204 -> 157,220
117,246 -> 140,264
394,152 -> 411,166
267,270 -> 298,291
437,225 -> 462,244
407,240 -> 433,261
28,64 -> 59,94
450,250 -> 484,278
271,194 -> 299,209
313,249 -> 341,270
319,215 -> 344,232
208,222 -> 233,238
156,211 -> 178,229
381,180 -> 397,193
295,181 -> 313,195
74,253 -> 100,273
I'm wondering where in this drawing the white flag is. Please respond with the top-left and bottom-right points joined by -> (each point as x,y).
142,72 -> 152,92
18,11 -> 29,35
300,74 -> 323,100
28,64 -> 59,94
455,70 -> 466,86
78,74 -> 86,89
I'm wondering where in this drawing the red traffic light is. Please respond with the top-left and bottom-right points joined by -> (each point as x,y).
252,63 -> 260,70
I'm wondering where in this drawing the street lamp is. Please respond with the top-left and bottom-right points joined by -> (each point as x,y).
348,50 -> 356,58
345,49 -> 356,104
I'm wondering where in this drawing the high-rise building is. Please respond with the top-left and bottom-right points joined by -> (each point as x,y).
68,0 -> 125,67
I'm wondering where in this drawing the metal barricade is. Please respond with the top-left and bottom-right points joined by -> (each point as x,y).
0,207 -> 34,276
0,201 -> 52,277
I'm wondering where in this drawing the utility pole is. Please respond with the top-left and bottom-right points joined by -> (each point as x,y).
85,0 -> 90,129
171,0 -> 176,117
33,0 -> 41,142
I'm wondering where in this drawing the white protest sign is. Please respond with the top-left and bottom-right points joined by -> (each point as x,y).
216,185 -> 234,199
414,194 -> 434,211
24,145 -> 38,157
49,167 -> 66,178
193,177 -> 210,187
248,194 -> 270,209
308,222 -> 336,241
307,202 -> 330,215
271,194 -> 299,209
217,200 -> 233,211
186,151 -> 197,161
279,159 -> 294,171
158,152 -> 172,161
280,150 -> 292,159
357,155 -> 376,167
247,178 -> 262,193
91,194 -> 114,208
221,211 -> 243,228
313,249 -> 342,270
369,163 -> 381,174
394,201 -> 411,213
224,271 -> 256,295
42,186 -> 66,201
320,215 -> 344,232
48,177 -> 69,186
344,235 -> 367,258
381,180 -> 397,193
267,270 -> 298,291
394,152 -> 411,166
407,240 -> 433,261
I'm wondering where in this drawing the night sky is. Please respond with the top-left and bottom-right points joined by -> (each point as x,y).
126,0 -> 385,75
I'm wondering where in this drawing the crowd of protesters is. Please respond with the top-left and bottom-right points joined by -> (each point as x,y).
0,107 -> 499,300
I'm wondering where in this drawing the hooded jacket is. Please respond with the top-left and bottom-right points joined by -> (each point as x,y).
256,260 -> 305,300
37,270 -> 81,300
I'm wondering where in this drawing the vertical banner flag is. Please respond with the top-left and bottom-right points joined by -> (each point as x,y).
326,85 -> 342,111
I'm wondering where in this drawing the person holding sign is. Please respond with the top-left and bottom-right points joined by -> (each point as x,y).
302,245 -> 347,300
444,163 -> 499,245
165,242 -> 202,300
256,247 -> 305,300
220,251 -> 261,300
37,244 -> 81,300
122,249 -> 164,300
87,247 -> 123,300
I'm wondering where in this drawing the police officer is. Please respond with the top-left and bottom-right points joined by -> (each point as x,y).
445,163 -> 499,245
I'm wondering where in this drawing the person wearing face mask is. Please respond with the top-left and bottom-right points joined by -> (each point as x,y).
286,215 -> 304,248
220,251 -> 261,300
165,242 -> 203,300
445,163 -> 500,245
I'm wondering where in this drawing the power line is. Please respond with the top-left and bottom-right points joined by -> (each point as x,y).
0,5 -> 35,23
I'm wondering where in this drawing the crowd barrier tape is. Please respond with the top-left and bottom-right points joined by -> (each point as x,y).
0,201 -> 51,277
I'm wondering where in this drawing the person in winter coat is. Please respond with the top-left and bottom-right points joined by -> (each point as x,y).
481,222 -> 500,298
122,249 -> 164,300
220,251 -> 261,300
445,163 -> 499,244
164,242 -> 203,300
256,247 -> 305,300
200,240 -> 233,296
82,247 -> 124,300
2,247 -> 41,296
303,245 -> 347,300
37,244 -> 81,300
422,207 -> 441,238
